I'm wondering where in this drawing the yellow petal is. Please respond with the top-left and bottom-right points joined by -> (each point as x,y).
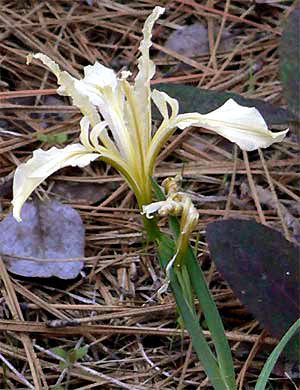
12,144 -> 99,222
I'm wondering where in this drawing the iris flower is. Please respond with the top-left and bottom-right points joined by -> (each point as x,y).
12,6 -> 288,222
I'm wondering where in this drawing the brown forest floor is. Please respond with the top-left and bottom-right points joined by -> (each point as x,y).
0,1 -> 299,389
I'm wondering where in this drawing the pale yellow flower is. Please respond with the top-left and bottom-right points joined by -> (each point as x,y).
12,6 -> 288,222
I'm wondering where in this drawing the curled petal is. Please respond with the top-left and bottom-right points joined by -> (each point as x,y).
75,79 -> 105,107
58,72 -> 101,128
151,89 -> 179,121
147,90 -> 180,173
12,144 -> 99,222
121,70 -> 132,79
141,199 -> 184,219
179,198 -> 199,236
80,116 -> 93,149
159,200 -> 183,216
174,99 -> 289,151
90,121 -> 108,149
27,53 -> 100,127
141,201 -> 165,219
27,53 -> 60,77
135,6 -> 165,97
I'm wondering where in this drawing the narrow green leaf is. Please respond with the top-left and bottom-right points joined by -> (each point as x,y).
157,234 -> 227,390
151,177 -> 236,389
171,221 -> 236,390
255,318 -> 300,390
189,252 -> 236,389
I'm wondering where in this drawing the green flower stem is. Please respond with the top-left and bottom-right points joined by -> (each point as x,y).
185,245 -> 236,390
157,234 -> 227,390
150,176 -> 236,390
141,193 -> 227,388
176,264 -> 194,312
142,214 -> 161,242
168,215 -> 236,390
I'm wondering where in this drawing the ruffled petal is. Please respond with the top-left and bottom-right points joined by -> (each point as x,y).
134,6 -> 165,149
12,144 -> 99,222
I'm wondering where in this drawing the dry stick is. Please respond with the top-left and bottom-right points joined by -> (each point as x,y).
138,340 -> 178,382
34,343 -> 145,390
224,144 -> 238,219
0,88 -> 57,99
0,319 -> 278,345
13,280 -> 72,321
35,3 -> 77,106
142,340 -> 200,388
0,352 -> 35,389
206,0 -> 218,71
258,148 -> 291,240
152,73 -> 203,85
242,150 -> 266,225
272,178 -> 300,202
237,330 -> 268,390
199,0 -> 231,84
0,257 -> 44,390
204,35 -> 249,90
177,340 -> 194,390
181,0 -> 280,34
152,43 -> 214,74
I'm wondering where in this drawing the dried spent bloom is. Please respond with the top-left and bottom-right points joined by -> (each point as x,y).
12,6 -> 288,222
142,176 -> 199,267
